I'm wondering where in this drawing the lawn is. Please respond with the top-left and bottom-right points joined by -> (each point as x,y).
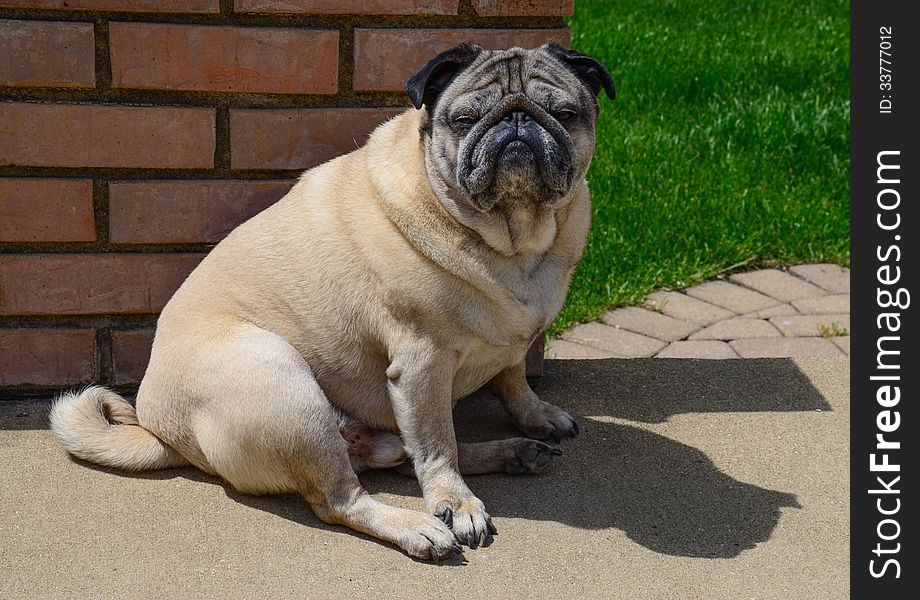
552,0 -> 850,335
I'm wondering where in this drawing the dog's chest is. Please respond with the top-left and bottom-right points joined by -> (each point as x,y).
452,338 -> 524,400
450,282 -> 565,400
495,257 -> 572,338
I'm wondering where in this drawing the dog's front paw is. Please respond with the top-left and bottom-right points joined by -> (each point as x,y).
430,496 -> 496,550
394,511 -> 463,561
514,400 -> 580,443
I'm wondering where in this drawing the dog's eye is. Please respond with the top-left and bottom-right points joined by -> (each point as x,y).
555,110 -> 578,123
451,115 -> 477,127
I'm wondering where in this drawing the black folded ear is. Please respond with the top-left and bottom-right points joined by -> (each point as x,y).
406,43 -> 482,110
544,43 -> 616,100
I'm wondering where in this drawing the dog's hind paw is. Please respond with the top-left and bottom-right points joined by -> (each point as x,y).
507,439 -> 562,475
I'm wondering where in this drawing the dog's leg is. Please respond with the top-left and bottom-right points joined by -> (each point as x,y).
489,360 -> 579,442
336,418 -> 559,476
387,346 -> 495,549
189,324 -> 457,560
458,439 -> 562,475
396,439 -> 561,476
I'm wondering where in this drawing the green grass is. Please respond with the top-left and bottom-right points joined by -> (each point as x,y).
552,0 -> 850,335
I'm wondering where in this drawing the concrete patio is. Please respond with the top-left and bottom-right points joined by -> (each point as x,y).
1,356 -> 848,599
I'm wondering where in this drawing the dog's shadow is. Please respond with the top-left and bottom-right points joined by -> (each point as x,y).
361,359 -> 816,559
85,358 -> 825,560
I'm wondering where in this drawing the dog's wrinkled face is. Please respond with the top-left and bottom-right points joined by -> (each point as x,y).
407,43 -> 615,215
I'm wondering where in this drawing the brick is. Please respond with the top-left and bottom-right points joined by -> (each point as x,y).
546,338 -> 618,360
729,269 -> 826,302
0,328 -> 96,386
230,108 -> 403,170
0,254 -> 204,315
791,294 -> 850,315
740,303 -> 798,320
0,103 -> 214,169
110,24 -> 338,95
654,340 -> 739,359
688,317 -> 782,341
471,0 -> 574,16
730,337 -> 844,359
0,178 -> 95,242
769,314 -> 850,338
560,322 -> 666,358
0,1 -> 218,12
111,329 -> 154,386
109,180 -> 293,244
788,264 -> 850,294
236,0 -> 458,14
0,20 -> 95,88
644,291 -> 735,326
353,28 -> 571,92
601,306 -> 699,342
684,281 -> 778,314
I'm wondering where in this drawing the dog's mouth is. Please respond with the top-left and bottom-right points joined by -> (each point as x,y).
498,139 -> 536,162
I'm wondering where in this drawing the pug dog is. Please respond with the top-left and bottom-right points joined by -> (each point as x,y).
51,43 -> 615,560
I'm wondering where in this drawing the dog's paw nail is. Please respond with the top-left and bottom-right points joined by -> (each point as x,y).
468,532 -> 478,549
572,419 -> 580,435
539,442 -> 562,456
487,518 -> 497,535
438,507 -> 453,528
535,440 -> 562,456
451,542 -> 463,555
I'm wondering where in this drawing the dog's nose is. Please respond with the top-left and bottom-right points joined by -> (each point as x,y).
502,111 -> 531,125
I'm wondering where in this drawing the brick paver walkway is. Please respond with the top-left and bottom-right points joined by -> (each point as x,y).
548,264 -> 850,359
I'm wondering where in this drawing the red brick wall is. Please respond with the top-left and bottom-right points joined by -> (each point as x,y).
0,1 -> 569,396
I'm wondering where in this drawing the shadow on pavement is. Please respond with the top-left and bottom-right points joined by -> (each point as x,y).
537,357 -> 831,423
3,357 -> 826,559
358,357 -> 817,559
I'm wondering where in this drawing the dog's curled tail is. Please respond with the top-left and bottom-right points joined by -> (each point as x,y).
50,386 -> 188,472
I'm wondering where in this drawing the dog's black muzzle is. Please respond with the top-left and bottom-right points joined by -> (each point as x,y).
457,94 -> 577,211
